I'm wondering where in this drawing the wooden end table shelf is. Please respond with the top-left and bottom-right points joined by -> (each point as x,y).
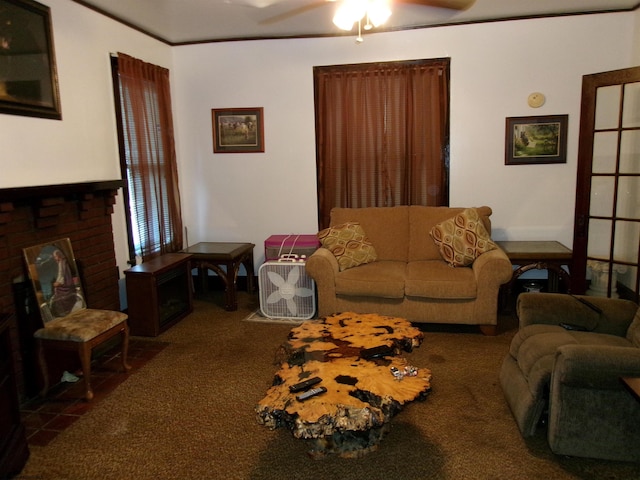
497,241 -> 572,310
180,242 -> 255,311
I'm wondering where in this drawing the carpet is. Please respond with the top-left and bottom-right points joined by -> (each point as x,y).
19,293 -> 640,480
242,308 -> 306,325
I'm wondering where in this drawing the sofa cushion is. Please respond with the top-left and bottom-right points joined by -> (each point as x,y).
405,260 -> 476,298
318,222 -> 378,271
335,261 -> 405,298
330,206 -> 409,262
429,207 -> 497,267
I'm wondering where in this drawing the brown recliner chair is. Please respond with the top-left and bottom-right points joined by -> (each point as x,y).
500,292 -> 640,461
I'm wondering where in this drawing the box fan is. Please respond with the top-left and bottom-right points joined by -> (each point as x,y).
258,254 -> 316,320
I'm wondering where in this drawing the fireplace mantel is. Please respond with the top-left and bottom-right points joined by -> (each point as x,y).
0,180 -> 123,204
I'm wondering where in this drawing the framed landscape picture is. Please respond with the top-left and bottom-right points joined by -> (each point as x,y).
212,107 -> 264,153
505,114 -> 568,165
0,0 -> 62,119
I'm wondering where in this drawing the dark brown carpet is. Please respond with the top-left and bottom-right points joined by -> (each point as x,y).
19,292 -> 640,479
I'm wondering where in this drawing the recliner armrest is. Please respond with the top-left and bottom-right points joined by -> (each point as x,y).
517,293 -> 637,337
553,344 -> 640,390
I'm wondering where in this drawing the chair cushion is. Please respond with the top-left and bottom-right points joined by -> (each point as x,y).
429,208 -> 497,267
34,309 -> 128,342
318,222 -> 378,272
510,324 -> 633,399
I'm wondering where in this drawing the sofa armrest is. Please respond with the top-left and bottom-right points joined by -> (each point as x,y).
469,248 -> 513,326
517,293 -> 638,337
306,248 -> 339,317
471,247 -> 513,285
553,344 -> 640,390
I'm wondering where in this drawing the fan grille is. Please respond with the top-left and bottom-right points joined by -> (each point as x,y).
258,261 -> 316,319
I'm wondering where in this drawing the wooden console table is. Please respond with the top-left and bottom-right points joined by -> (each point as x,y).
497,241 -> 572,309
180,242 -> 255,311
125,253 -> 193,336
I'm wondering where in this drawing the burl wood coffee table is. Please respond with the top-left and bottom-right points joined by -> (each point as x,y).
255,312 -> 432,458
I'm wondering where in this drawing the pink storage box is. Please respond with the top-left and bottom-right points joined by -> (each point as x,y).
264,234 -> 320,261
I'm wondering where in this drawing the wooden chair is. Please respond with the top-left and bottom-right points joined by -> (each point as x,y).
23,238 -> 130,401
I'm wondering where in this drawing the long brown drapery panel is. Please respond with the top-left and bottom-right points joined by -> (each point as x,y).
117,53 -> 183,260
314,58 -> 450,229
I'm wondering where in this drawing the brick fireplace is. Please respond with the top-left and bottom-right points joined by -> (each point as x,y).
0,180 -> 124,400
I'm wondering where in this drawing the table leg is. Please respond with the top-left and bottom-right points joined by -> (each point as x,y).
242,254 -> 255,294
224,260 -> 238,311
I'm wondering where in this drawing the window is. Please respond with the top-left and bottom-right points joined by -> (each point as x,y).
111,53 -> 183,262
314,58 -> 450,229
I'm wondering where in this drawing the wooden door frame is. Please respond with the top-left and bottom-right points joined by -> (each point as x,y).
571,65 -> 640,296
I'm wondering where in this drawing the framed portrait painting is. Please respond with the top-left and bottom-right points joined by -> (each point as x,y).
0,0 -> 62,119
23,237 -> 86,322
505,115 -> 568,165
212,107 -> 264,153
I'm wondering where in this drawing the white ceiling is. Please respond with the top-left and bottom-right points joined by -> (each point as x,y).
73,0 -> 639,45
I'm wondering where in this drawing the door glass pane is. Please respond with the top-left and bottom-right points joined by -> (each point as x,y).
590,176 -> 615,217
592,131 -> 618,173
622,82 -> 640,128
616,176 -> 640,219
619,130 -> 640,173
587,218 -> 612,258
595,85 -> 621,130
614,220 -> 640,263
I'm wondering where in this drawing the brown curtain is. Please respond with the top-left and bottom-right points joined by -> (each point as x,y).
314,59 -> 450,229
117,53 -> 183,260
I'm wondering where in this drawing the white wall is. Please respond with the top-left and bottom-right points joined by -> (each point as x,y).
1,3 -> 637,278
0,0 -> 171,277
172,13 -> 634,264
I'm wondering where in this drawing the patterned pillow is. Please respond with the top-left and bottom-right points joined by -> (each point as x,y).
429,208 -> 497,267
317,222 -> 377,271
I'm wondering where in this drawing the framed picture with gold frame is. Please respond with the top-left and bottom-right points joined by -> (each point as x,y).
0,0 -> 62,120
212,107 -> 264,153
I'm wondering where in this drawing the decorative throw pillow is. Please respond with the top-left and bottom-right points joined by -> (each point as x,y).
429,208 -> 497,267
317,222 -> 377,272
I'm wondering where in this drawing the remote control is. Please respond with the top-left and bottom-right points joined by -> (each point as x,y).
296,387 -> 327,401
289,376 -> 322,393
361,345 -> 395,359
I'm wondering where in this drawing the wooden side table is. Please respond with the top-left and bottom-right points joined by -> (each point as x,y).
622,377 -> 640,402
125,253 -> 194,336
181,242 -> 255,311
497,241 -> 572,309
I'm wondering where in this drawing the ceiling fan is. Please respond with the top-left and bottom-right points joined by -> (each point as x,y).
259,0 -> 476,27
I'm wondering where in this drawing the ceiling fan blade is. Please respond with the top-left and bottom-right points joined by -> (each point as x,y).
400,0 -> 476,10
259,1 -> 331,25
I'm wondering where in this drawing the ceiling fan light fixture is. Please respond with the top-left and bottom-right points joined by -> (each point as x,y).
367,0 -> 391,27
333,0 -> 366,31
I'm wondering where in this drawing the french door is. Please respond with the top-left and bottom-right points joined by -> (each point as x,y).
571,66 -> 640,300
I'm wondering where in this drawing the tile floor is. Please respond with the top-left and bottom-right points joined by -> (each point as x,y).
20,338 -> 167,446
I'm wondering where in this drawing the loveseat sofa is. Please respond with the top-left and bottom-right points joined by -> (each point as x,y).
306,206 -> 513,335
